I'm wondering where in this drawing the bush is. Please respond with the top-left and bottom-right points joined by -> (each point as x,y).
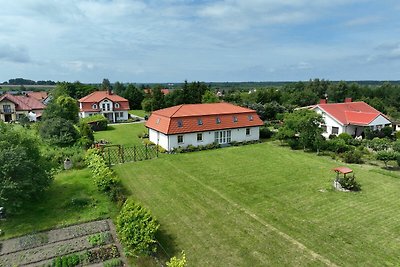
376,150 -> 398,167
39,118 -> 79,147
287,138 -> 302,150
337,133 -> 352,143
369,137 -> 391,151
326,138 -> 352,153
166,251 -> 187,267
342,150 -> 364,164
85,149 -> 125,201
116,199 -> 160,256
259,127 -> 273,139
81,115 -> 108,131
338,175 -> 361,191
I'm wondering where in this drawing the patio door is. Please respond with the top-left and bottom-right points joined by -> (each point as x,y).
214,130 -> 231,144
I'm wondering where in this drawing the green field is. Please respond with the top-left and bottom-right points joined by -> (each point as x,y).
94,123 -> 147,147
113,142 -> 400,266
129,110 -> 148,118
0,169 -> 118,240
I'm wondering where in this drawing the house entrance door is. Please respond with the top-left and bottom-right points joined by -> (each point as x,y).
4,114 -> 12,122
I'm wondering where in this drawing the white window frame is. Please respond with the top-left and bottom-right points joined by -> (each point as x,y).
197,133 -> 203,142
92,103 -> 98,109
177,135 -> 184,144
246,128 -> 251,136
332,126 -> 339,135
115,102 -> 120,108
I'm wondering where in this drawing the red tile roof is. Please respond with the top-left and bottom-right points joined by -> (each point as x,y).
0,93 -> 45,111
146,103 -> 263,134
315,101 -> 388,126
78,91 -> 130,112
27,91 -> 48,101
79,91 -> 129,103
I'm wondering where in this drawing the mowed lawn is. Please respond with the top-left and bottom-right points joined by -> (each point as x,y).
94,123 -> 147,147
113,142 -> 400,266
1,169 -> 118,240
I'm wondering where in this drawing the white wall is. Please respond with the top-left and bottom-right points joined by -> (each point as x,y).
149,127 -> 260,151
369,115 -> 391,130
314,107 -> 344,138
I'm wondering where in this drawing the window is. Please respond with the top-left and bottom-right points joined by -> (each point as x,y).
102,103 -> 106,111
332,126 -> 339,135
116,112 -> 119,118
197,119 -> 203,125
120,112 -> 123,117
197,133 -> 203,142
233,116 -> 238,122
177,135 -> 184,144
115,102 -> 120,108
216,117 -> 221,124
92,104 -> 98,109
3,104 -> 11,113
248,115 -> 253,121
177,119 -> 183,128
321,125 -> 327,132
246,128 -> 251,136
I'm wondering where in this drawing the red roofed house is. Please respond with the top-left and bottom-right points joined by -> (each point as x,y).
311,99 -> 391,138
78,90 -> 130,122
0,93 -> 46,122
145,102 -> 263,151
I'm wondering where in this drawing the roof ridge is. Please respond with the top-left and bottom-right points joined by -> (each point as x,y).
170,104 -> 184,118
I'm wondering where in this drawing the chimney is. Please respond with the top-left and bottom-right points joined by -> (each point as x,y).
107,88 -> 113,95
319,99 -> 327,104
344,98 -> 352,103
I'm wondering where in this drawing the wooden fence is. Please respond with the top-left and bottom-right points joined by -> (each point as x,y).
100,145 -> 158,165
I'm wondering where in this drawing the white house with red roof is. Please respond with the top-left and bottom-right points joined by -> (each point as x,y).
78,90 -> 130,122
311,99 -> 391,138
145,102 -> 263,151
0,93 -> 45,122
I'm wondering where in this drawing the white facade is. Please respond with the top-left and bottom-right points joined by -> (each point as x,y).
149,126 -> 260,151
314,107 -> 391,138
79,110 -> 129,122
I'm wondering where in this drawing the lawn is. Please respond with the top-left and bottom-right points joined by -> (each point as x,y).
94,123 -> 147,147
0,169 -> 118,240
129,109 -> 148,118
113,142 -> 400,266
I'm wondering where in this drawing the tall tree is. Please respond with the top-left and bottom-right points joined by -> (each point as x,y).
0,123 -> 53,213
101,78 -> 112,91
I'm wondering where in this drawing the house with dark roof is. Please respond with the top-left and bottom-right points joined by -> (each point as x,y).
145,102 -> 263,151
0,93 -> 45,122
78,90 -> 130,122
311,99 -> 391,138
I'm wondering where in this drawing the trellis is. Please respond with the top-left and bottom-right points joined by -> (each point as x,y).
100,145 -> 158,165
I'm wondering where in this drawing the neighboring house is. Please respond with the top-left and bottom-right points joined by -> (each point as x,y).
0,93 -> 45,122
146,102 -> 264,151
26,91 -> 48,102
144,88 -> 170,95
311,99 -> 391,138
78,90 -> 130,122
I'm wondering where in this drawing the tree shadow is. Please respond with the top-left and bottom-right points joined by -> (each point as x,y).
155,226 -> 180,261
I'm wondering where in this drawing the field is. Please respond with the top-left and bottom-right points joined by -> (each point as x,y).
94,123 -> 147,147
113,142 -> 400,266
0,169 -> 118,240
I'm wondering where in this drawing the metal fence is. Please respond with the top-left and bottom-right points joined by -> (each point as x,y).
100,145 -> 158,165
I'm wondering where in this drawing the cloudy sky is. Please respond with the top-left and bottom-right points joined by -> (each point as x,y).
1,0 -> 400,83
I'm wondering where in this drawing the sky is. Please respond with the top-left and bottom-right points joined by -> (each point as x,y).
1,0 -> 400,83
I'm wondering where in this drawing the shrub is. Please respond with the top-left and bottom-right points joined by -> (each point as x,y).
81,115 -> 108,131
369,137 -> 391,151
342,150 -> 364,164
116,199 -> 159,256
259,127 -> 273,139
166,251 -> 187,267
392,140 -> 400,152
338,175 -> 361,191
41,145 -> 85,170
396,131 -> 400,140
287,138 -> 301,150
326,138 -> 352,153
39,118 -> 79,147
380,126 -> 393,138
337,133 -> 352,143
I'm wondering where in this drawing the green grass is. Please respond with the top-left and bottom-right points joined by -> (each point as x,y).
0,169 -> 118,240
94,123 -> 147,147
113,142 -> 400,266
129,110 -> 148,118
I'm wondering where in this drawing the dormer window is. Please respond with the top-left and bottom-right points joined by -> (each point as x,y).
156,118 -> 160,124
248,115 -> 253,121
197,119 -> 203,125
233,116 -> 238,122
115,102 -> 120,108
92,104 -> 98,109
177,119 -> 183,128
216,117 -> 221,124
